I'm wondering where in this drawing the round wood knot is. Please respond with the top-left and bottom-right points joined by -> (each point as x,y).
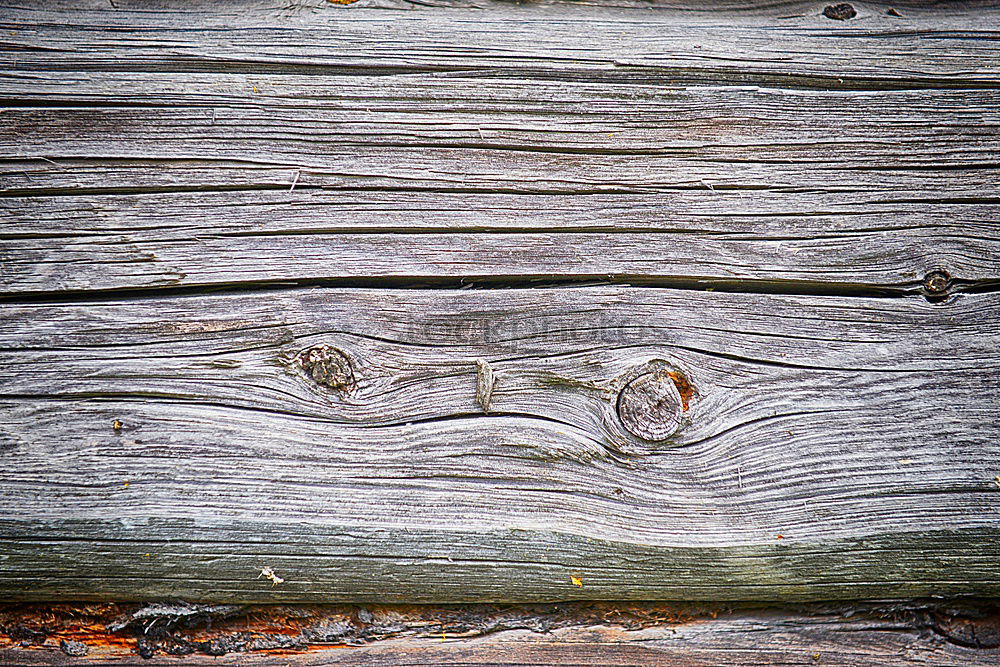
298,345 -> 355,392
923,270 -> 951,299
616,368 -> 683,442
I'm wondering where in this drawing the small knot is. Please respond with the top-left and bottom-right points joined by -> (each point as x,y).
617,367 -> 684,442
298,345 -> 355,392
922,270 -> 952,301
823,3 -> 856,20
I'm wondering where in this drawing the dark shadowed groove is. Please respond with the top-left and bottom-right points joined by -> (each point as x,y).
4,60 -> 998,91
0,273 -> 916,304
964,278 -> 1000,295
0,183 -> 317,199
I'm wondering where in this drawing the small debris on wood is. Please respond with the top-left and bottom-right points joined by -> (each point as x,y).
4,624 -> 46,646
570,576 -> 584,587
59,639 -> 88,657
258,566 -> 285,587
112,419 -> 122,432
886,7 -> 902,16
823,3 -> 857,20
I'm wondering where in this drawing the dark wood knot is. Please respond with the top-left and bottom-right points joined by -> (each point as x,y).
822,3 -> 856,20
923,270 -> 951,300
298,345 -> 356,393
616,367 -> 684,442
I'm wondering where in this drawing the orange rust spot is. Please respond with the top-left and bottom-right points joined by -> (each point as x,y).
327,0 -> 360,4
667,371 -> 695,412
56,628 -> 134,652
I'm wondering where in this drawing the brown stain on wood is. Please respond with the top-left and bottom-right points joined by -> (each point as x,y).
933,606 -> 1000,649
667,370 -> 695,412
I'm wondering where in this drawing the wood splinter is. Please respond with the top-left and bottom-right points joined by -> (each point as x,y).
475,359 -> 495,413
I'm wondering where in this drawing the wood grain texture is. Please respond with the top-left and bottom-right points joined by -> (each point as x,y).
1,287 -> 998,601
1,600 -> 999,665
1,1 -> 998,294
1,0 -> 999,605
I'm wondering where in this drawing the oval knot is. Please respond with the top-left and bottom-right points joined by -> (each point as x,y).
616,367 -> 683,441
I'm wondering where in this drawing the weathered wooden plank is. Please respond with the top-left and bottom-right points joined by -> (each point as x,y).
1,600 -> 998,664
1,287 -> 997,601
4,2 -> 999,88
1,217 -> 992,294
1,116 -> 996,292
4,81 -> 997,164
1,4 -> 997,294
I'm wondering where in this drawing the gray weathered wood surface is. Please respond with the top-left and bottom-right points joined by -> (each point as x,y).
1,0 -> 999,605
3,287 -> 999,601
2,1 -> 999,294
